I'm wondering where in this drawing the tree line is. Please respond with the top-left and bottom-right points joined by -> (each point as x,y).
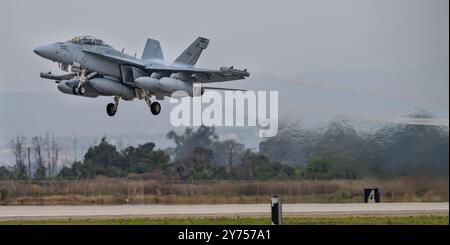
1,113 -> 448,181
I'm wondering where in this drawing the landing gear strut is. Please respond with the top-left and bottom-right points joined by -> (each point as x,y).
106,96 -> 120,117
144,95 -> 161,115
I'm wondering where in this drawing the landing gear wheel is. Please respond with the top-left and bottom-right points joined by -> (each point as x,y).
72,86 -> 79,95
106,103 -> 116,116
78,85 -> 86,95
150,102 -> 161,115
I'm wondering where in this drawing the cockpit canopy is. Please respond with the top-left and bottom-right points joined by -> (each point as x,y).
68,35 -> 110,46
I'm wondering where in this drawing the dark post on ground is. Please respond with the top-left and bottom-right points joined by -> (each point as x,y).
271,196 -> 282,225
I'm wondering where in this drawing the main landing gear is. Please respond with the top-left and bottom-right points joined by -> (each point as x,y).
150,101 -> 161,115
145,95 -> 161,115
106,94 -> 162,117
106,96 -> 120,117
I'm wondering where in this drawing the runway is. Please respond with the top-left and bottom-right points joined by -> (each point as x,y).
0,202 -> 447,220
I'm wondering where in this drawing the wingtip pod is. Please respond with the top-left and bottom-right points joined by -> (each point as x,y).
220,66 -> 250,77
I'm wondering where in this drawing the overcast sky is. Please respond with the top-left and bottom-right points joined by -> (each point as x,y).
0,0 -> 448,143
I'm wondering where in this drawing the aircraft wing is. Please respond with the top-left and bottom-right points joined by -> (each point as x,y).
144,65 -> 250,83
82,48 -> 250,83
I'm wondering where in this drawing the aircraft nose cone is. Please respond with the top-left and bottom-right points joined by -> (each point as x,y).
33,44 -> 55,59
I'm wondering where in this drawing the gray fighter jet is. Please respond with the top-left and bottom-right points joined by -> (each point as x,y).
34,35 -> 249,116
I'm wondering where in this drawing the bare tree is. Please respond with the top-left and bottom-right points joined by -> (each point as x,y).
32,136 -> 46,179
73,134 -> 77,163
49,134 -> 60,177
32,136 -> 43,167
10,135 -> 27,180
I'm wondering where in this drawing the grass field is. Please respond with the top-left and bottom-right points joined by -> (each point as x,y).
0,215 -> 448,225
1,178 -> 448,205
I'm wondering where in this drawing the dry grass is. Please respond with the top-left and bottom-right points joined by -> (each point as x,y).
0,177 -> 448,205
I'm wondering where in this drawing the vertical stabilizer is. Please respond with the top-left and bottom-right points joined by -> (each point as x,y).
142,38 -> 164,65
172,37 -> 209,67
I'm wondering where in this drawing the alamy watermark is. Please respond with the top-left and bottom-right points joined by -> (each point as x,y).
169,83 -> 278,137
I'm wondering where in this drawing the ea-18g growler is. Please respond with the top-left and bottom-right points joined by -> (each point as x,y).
34,35 -> 249,116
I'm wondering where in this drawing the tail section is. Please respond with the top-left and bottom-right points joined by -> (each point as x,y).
172,37 -> 209,67
142,38 -> 164,65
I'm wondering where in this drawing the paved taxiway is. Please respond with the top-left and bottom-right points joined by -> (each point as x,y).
0,202 -> 447,220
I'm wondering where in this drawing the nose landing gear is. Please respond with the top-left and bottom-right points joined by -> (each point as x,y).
72,69 -> 96,96
72,85 -> 86,95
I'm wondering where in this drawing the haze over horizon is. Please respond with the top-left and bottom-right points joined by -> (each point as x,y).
0,0 -> 448,157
